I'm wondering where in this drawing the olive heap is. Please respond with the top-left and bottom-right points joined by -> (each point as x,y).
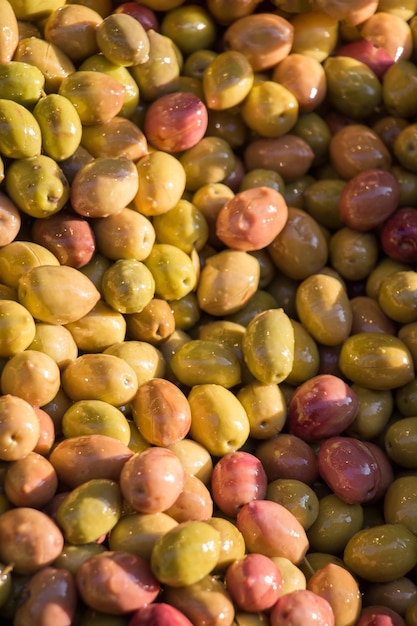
1,0 -> 417,624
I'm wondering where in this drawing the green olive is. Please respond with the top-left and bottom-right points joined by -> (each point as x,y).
339,333 -> 414,390
53,542 -> 106,575
56,478 -> 122,545
5,154 -> 69,218
267,207 -> 328,281
384,476 -> 417,535
346,385 -> 393,440
129,29 -> 181,102
58,70 -> 125,125
64,300 -> 126,353
396,376 -> 417,418
307,494 -> 364,555
324,56 -> 382,119
0,239 -> 59,289
168,292 -> 201,331
170,339 -> 241,388
109,512 -> 178,561
304,179 -> 345,230
266,478 -> 319,530
285,319 -> 320,386
385,417 -> 417,469
242,308 -> 294,385
205,517 -> 246,573
0,59 -> 43,108
33,93 -> 82,161
344,523 -> 417,583
394,123 -> 417,172
329,227 -> 379,281
366,257 -> 411,300
161,4 -> 216,55
180,136 -> 236,192
383,60 -> 417,118
240,81 -> 299,138
101,259 -> 155,315
378,270 -> 417,323
150,520 -> 221,586
104,340 -> 166,386
144,244 -> 197,302
62,399 -> 131,445
203,50 -> 253,110
152,199 -> 209,254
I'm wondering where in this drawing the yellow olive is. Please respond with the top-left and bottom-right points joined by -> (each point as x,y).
296,274 -> 352,346
242,308 -> 294,385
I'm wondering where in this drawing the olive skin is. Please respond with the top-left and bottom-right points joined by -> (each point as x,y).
13,567 -> 77,626
384,475 -> 417,534
385,417 -> 417,469
150,521 -> 221,587
344,524 -> 417,583
5,155 -> 69,219
296,274 -> 352,347
242,308 -> 295,385
0,507 -> 64,574
56,478 -> 122,545
76,550 -> 160,615
318,436 -> 381,504
339,333 -> 414,390
236,500 -> 309,564
49,434 -> 133,489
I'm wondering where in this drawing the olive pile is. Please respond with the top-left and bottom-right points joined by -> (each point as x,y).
1,0 -> 417,624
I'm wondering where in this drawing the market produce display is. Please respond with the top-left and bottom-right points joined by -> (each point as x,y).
1,0 -> 417,624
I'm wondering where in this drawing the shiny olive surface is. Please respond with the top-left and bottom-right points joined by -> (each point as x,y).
2,0 -> 417,623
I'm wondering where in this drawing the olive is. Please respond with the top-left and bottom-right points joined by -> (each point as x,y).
13,35 -> 75,93
62,399 -> 131,445
344,524 -> 417,583
0,507 -> 64,574
150,520 -> 221,586
96,13 -> 150,66
6,154 -> 69,219
324,55 -> 382,119
242,308 -> 294,385
129,29 -> 181,102
109,512 -> 178,561
0,0 -> 18,63
267,207 -> 328,281
0,60 -> 44,106
339,333 -> 414,390
101,258 -> 155,314
161,4 -> 216,55
170,339 -> 241,388
385,417 -> 417,469
61,353 -> 138,406
33,93 -> 82,162
188,383 -> 250,457
307,493 -> 364,554
44,4 -> 102,63
56,478 -> 122,544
